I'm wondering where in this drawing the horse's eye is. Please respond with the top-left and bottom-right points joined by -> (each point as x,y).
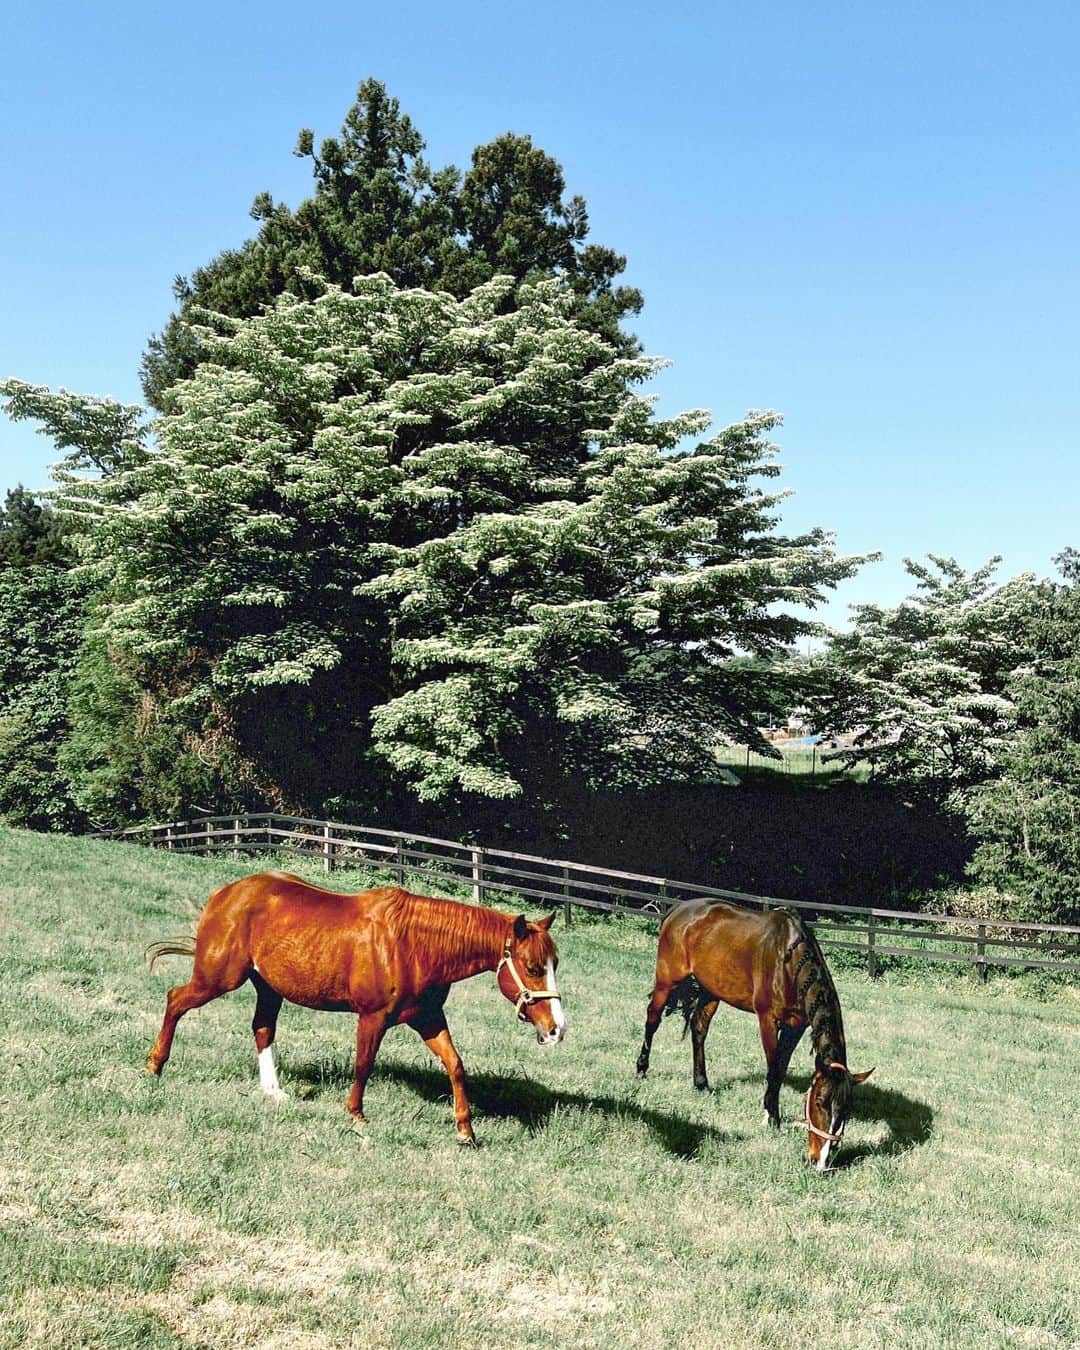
527,965 -> 544,979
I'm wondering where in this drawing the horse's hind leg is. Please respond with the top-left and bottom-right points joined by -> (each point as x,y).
252,973 -> 286,1102
690,998 -> 719,1091
146,978 -> 221,1075
636,980 -> 675,1078
146,940 -> 250,1076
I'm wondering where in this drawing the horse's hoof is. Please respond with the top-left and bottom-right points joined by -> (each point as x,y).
145,1060 -> 162,1077
694,1080 -> 709,1092
263,1088 -> 288,1105
457,1133 -> 478,1148
635,1066 -> 648,1079
347,1109 -> 367,1126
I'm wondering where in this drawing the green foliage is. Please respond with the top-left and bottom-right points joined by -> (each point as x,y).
0,484 -> 84,831
140,78 -> 641,411
15,274 -> 863,816
0,381 -> 150,479
58,627 -> 256,826
0,565 -> 86,829
0,405 -> 148,832
810,556 -> 1043,803
0,486 -> 74,567
967,551 -> 1080,924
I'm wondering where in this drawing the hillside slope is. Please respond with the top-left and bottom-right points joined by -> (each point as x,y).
0,825 -> 1077,1348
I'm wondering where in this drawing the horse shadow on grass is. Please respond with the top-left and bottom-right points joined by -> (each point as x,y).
287,1057 -> 739,1161
727,1071 -> 934,1167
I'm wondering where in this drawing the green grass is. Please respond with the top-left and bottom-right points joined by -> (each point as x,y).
0,824 -> 1077,1348
713,743 -> 868,782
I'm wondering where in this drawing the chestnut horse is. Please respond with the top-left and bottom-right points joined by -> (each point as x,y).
636,899 -> 872,1169
146,871 -> 564,1144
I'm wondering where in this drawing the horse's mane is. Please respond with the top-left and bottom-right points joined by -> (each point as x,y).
784,910 -> 846,1067
385,889 -> 557,965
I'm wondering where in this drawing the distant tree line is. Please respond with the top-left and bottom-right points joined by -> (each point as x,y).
1,81 -> 1076,925
802,553 -> 1080,923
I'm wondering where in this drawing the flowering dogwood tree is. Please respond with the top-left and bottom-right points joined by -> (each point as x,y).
808,555 -> 1042,802
3,274 -> 863,815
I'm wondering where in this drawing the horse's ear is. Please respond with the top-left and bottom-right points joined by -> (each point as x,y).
512,914 -> 529,941
537,911 -> 556,932
850,1067 -> 875,1085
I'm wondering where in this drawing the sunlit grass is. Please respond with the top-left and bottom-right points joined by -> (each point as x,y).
0,824 -> 1077,1348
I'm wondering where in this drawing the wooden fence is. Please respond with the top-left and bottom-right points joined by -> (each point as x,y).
93,813 -> 1080,981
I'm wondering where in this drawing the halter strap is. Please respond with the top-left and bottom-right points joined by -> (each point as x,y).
496,944 -> 561,1021
800,1062 -> 849,1143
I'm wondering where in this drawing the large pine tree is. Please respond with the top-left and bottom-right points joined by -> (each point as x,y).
140,79 -> 641,411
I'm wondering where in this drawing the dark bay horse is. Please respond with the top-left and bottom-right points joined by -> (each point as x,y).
146,871 -> 564,1145
636,899 -> 872,1168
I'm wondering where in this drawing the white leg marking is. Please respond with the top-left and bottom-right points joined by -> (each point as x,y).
258,1046 -> 287,1101
547,960 -> 566,1036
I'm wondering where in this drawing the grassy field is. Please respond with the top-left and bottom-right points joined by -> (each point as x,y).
713,742 -> 867,782
1,825 -> 1077,1349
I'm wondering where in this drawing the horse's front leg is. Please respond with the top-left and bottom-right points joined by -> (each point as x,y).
758,1016 -> 806,1128
252,972 -> 286,1102
769,1023 -> 807,1124
346,1011 -> 389,1122
412,1011 -> 476,1146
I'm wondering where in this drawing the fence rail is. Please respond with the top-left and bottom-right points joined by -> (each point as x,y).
91,814 -> 1080,980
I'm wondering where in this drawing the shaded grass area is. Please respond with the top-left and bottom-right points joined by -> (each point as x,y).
0,825 -> 1077,1348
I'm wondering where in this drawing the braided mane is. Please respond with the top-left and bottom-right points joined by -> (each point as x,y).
784,911 -> 846,1068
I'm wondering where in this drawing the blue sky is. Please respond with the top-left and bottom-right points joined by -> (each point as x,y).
2,1 -> 1077,629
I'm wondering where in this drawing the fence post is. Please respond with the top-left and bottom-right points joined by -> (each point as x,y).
867,911 -> 878,980
471,848 -> 484,905
166,824 -> 174,852
976,923 -> 988,983
395,836 -> 406,887
205,819 -> 212,855
561,865 -> 572,928
323,823 -> 334,874
233,817 -> 241,854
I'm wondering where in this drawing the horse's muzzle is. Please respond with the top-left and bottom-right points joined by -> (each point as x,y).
537,1026 -> 565,1046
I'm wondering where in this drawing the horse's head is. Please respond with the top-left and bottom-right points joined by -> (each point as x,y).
805,1061 -> 874,1170
496,912 -> 565,1046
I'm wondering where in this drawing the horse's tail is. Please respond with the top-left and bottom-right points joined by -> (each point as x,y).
662,975 -> 705,1038
144,936 -> 197,972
